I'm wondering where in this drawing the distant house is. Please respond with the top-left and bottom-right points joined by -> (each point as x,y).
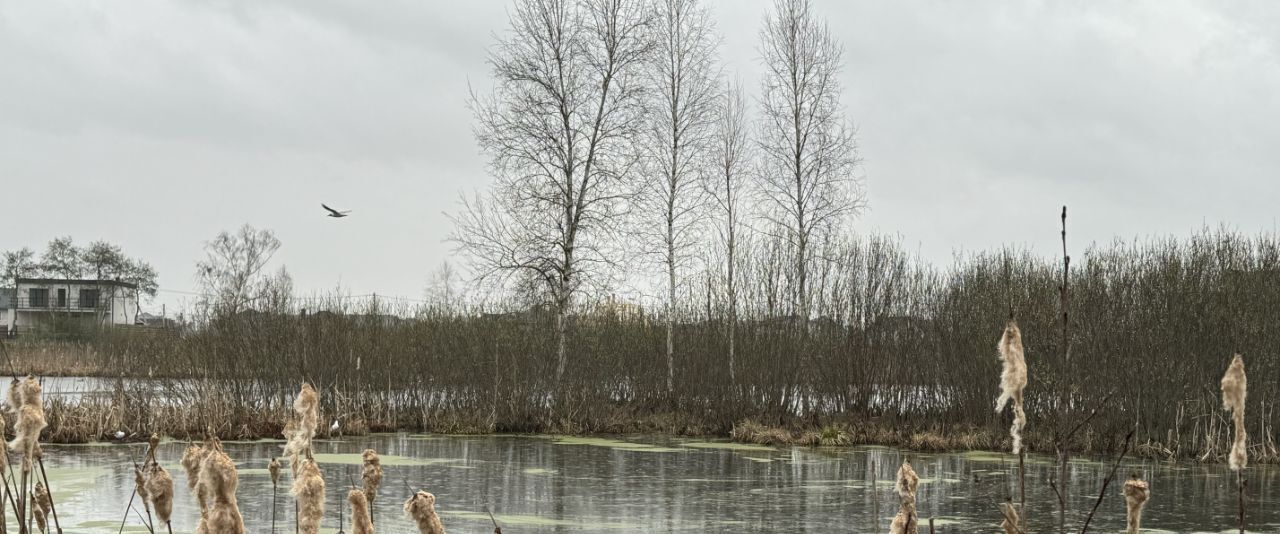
3,278 -> 140,336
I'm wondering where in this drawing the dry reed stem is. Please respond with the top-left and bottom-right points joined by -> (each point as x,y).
291,458 -> 325,534
1123,475 -> 1148,534
1221,354 -> 1247,471
361,449 -> 383,508
145,464 -> 175,525
348,489 -> 374,534
995,320 -> 1028,454
403,491 -> 445,534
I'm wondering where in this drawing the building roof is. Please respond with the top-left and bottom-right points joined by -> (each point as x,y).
15,278 -> 138,289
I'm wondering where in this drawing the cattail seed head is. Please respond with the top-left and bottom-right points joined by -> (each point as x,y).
292,458 -> 326,534
145,464 -> 175,524
33,481 -> 51,534
349,489 -> 374,534
995,320 -> 1028,454
404,490 -> 445,534
1221,354 -> 1248,470
362,448 -> 383,506
268,457 -> 282,487
1123,475 -> 1148,534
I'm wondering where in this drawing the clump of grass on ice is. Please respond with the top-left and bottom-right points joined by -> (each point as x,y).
1123,473 -> 1148,534
292,457 -> 326,534
1221,353 -> 1247,470
8,375 -> 46,471
889,459 -> 919,534
362,448 -> 383,508
348,488 -> 374,534
404,490 -> 445,534
995,320 -> 1028,455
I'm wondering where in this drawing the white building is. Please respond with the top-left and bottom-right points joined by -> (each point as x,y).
3,278 -> 140,336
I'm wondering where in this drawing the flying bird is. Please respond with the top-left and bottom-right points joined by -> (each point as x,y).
322,203 -> 351,218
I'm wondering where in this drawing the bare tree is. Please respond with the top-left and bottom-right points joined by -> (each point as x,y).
196,224 -> 282,317
454,0 -> 653,384
707,80 -> 751,384
424,261 -> 461,312
637,0 -> 720,394
756,0 -> 862,321
83,240 -> 159,323
1,248 -> 38,289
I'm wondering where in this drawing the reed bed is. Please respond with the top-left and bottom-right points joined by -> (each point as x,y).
9,229 -> 1280,465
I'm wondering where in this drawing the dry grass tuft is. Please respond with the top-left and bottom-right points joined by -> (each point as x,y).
403,490 -> 445,534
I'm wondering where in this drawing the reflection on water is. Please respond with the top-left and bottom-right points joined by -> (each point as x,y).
28,434 -> 1280,532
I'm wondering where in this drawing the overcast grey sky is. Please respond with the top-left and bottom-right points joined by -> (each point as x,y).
2,0 -> 1278,313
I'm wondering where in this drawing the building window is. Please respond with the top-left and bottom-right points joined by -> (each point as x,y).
80,289 -> 99,309
28,288 -> 48,308
56,288 -> 67,308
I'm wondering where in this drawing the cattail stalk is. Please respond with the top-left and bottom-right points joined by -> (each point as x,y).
1123,475 -> 1148,534
284,383 -> 322,534
348,489 -> 374,534
403,491 -> 445,534
1221,354 -> 1247,533
995,320 -> 1028,455
888,460 -> 919,534
269,458 -> 281,534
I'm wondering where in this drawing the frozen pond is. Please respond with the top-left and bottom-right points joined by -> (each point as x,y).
21,433 -> 1280,532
